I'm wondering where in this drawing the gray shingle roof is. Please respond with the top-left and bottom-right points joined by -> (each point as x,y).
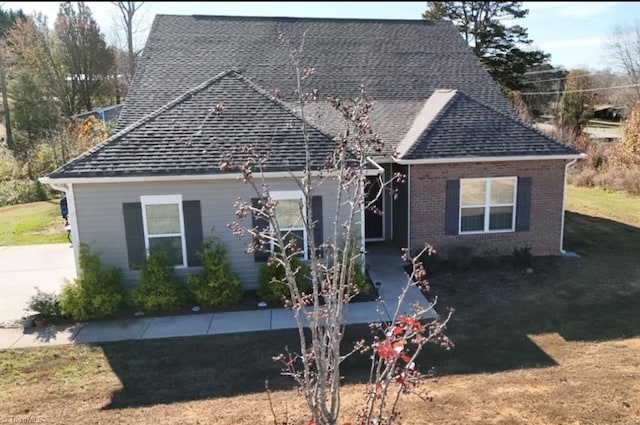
401,90 -> 578,159
118,15 -> 514,137
48,71 -> 337,178
49,15 -> 577,179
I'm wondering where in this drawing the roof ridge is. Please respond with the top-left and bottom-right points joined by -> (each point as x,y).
155,14 -> 450,24
48,69 -> 241,177
454,90 -> 577,152
231,72 -> 338,143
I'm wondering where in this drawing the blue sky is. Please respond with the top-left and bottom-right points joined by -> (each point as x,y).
4,1 -> 639,72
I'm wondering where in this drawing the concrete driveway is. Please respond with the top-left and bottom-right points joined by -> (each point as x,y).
0,244 -> 76,324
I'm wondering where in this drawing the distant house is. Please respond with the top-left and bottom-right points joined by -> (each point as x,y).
41,15 -> 583,287
592,104 -> 628,122
72,104 -> 123,124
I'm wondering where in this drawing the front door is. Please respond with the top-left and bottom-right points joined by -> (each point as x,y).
365,176 -> 384,241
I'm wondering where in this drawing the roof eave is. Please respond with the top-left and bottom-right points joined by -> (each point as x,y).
395,153 -> 586,165
39,163 -> 383,186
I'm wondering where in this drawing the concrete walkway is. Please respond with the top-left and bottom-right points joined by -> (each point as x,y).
0,246 -> 436,350
0,243 -> 76,324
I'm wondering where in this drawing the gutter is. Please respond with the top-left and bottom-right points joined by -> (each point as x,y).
38,162 -> 384,186
394,153 -> 585,165
43,180 -> 70,192
560,157 -> 580,254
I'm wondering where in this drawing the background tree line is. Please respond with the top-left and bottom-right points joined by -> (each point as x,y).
1,1 -> 639,206
0,1 -> 144,206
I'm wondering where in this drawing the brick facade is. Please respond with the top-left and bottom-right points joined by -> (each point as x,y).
409,160 -> 568,256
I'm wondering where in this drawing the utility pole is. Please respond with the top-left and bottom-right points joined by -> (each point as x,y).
0,45 -> 12,150
554,79 -> 561,125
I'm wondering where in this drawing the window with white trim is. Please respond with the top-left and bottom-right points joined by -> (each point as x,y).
459,177 -> 517,233
140,195 -> 187,267
271,191 -> 307,260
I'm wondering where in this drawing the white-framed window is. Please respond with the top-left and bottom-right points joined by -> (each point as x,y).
140,194 -> 187,267
270,190 -> 307,260
459,177 -> 517,234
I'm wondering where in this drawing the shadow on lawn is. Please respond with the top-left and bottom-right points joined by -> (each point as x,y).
99,326 -> 375,410
550,211 -> 640,343
98,212 -> 638,409
422,211 -> 640,376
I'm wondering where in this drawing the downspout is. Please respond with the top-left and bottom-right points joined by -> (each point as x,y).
560,158 -> 579,254
38,179 -> 81,276
65,183 -> 81,274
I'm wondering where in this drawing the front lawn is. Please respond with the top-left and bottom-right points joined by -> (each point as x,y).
0,200 -> 68,245
0,185 -> 638,424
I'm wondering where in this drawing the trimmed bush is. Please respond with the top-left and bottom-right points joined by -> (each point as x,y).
511,246 -> 533,268
132,249 -> 186,313
187,238 -> 243,307
350,257 -> 371,295
26,287 -> 62,318
446,246 -> 475,271
59,244 -> 127,320
414,246 -> 442,274
258,254 -> 311,306
335,240 -> 371,295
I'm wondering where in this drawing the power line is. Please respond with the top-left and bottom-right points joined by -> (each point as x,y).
521,83 -> 640,96
523,68 -> 567,76
523,72 -> 618,85
523,68 -> 626,77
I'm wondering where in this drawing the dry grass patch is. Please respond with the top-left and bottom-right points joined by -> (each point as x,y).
0,334 -> 638,424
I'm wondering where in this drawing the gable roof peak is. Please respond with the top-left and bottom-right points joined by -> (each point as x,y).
46,67 -> 342,178
399,89 -> 580,161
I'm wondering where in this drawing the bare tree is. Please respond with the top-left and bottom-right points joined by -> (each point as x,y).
111,2 -> 145,85
558,69 -> 596,136
6,5 -> 114,117
56,2 -> 114,112
0,6 -> 25,151
5,13 -> 76,116
221,33 -> 453,425
507,90 -> 535,125
607,21 -> 640,104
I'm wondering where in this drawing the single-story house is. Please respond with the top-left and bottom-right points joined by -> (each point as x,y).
40,15 -> 583,288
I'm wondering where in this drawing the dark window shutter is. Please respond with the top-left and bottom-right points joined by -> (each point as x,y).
311,195 -> 323,256
515,177 -> 532,232
123,202 -> 146,268
251,198 -> 269,262
445,180 -> 460,235
183,200 -> 203,266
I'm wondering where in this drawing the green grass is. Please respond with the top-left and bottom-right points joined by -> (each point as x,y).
566,184 -> 640,227
0,200 -> 68,245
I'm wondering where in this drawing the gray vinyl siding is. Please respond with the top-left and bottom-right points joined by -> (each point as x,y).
72,178 -> 352,289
